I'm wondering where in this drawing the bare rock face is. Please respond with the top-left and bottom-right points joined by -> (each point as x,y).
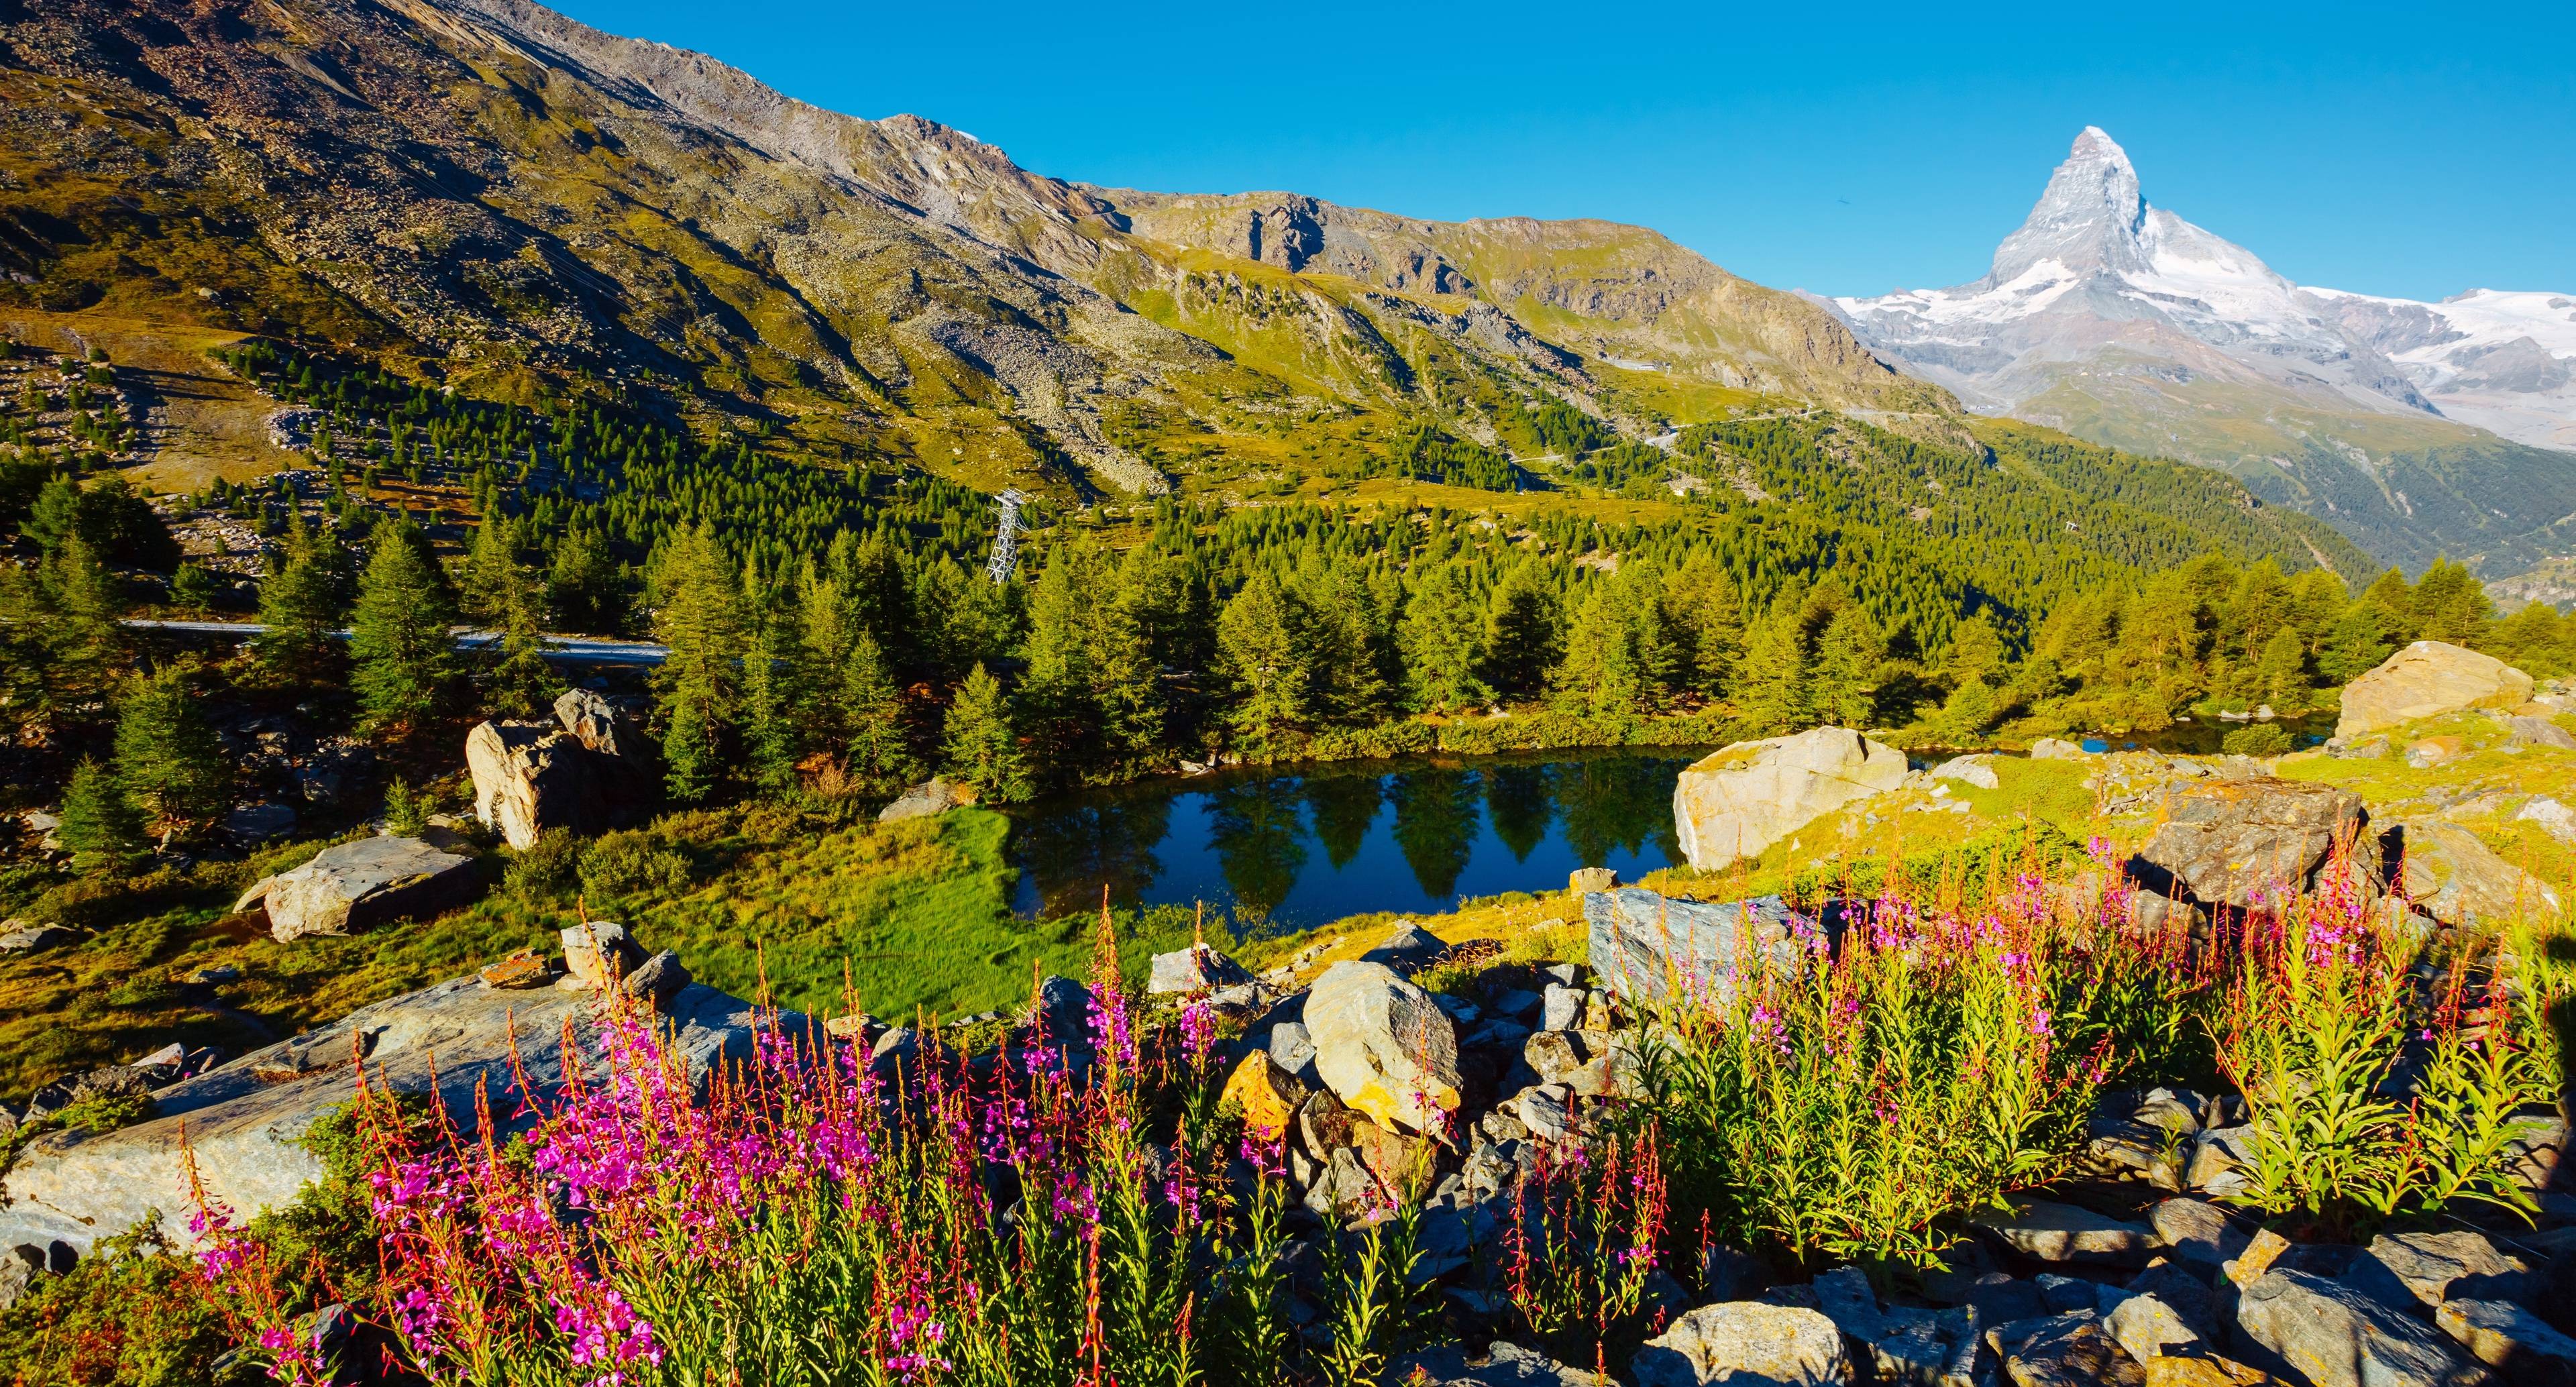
467,720 -> 600,850
1585,888 -> 1813,1007
236,836 -> 481,942
0,970 -> 787,1260
2387,822 -> 2563,928
1671,726 -> 1909,871
1303,960 -> 1461,1136
2338,642 -> 2534,740
2133,778 -> 2367,909
467,691 -> 653,848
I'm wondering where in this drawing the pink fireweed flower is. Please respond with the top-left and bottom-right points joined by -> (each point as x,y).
1178,998 -> 1218,1072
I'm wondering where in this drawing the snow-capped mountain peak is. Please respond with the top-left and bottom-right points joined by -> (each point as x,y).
1986,126 -> 2151,285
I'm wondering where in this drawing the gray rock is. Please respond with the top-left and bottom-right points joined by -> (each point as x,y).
2386,822 -> 2563,928
241,836 -> 481,942
1633,1300 -> 1849,1386
1697,1243 -> 1765,1302
1460,1017 -> 1532,1052
1146,942 -> 1253,995
1395,1341 -> 1595,1386
0,972 -> 786,1260
879,777 -> 973,823
553,687 -> 646,763
2436,1299 -> 2576,1387
2235,1270 -> 2491,1387
1568,866 -> 1620,894
221,802 -> 298,842
620,950 -> 691,1011
1964,1274 -> 2049,1326
1584,888 -> 1815,1007
1510,1084 -> 1576,1143
2105,1291 -> 2202,1363
0,924 -> 78,954
2509,716 -> 2576,752
1030,975 -> 1093,1044
1490,988 -> 1544,1022
2149,1197 -> 2250,1270
2345,1231 -> 2532,1313
1972,1199 -> 2155,1267
2132,777 -> 2367,909
561,921 -> 645,989
1931,754 -> 2002,789
2037,1274 -> 2099,1313
1992,1312 -> 2142,1387
1267,1020 -> 1318,1080
1302,1146 -> 1374,1219
1540,982 -> 1582,1031
1670,727 -> 1909,871
1303,960 -> 1460,1135
1362,921 -> 1450,975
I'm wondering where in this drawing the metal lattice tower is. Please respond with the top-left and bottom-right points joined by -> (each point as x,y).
985,490 -> 1028,584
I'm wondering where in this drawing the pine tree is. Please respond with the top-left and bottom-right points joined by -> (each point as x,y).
1666,553 -> 1743,700
1550,584 -> 1648,720
2410,559 -> 2492,646
1735,606 -> 1813,734
549,526 -> 627,634
115,665 -> 231,830
1811,608 -> 1884,728
460,514 -> 521,624
1400,565 -> 1493,715
841,628 -> 916,788
1215,573 -> 1309,750
58,758 -> 148,871
651,522 -> 744,802
40,531 -> 121,691
943,661 -> 1030,802
349,523 -> 458,737
1482,567 -> 1562,702
2252,626 -> 2310,714
741,611 -> 803,797
256,518 -> 343,679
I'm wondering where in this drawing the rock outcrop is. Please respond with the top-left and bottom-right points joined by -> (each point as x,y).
1670,726 -> 1909,871
0,973 -> 786,1258
234,835 -> 482,942
1583,888 -> 1813,1007
466,689 -> 651,849
2337,642 -> 2534,740
2131,777 -> 2367,909
879,777 -> 975,823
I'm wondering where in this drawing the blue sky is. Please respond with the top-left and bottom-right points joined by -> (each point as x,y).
549,1 -> 2573,302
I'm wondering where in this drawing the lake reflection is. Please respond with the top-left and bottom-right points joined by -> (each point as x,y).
1008,750 -> 1701,932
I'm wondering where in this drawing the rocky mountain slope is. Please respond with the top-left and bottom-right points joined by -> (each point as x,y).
0,0 -> 1931,500
1825,128 -> 2576,576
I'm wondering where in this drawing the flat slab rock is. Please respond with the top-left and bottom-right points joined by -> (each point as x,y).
236,835 -> 482,942
1972,1199 -> 2155,1267
1633,1300 -> 1849,1386
2132,777 -> 2365,910
0,973 -> 791,1258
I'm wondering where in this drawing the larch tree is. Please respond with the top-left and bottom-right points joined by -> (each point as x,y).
115,665 -> 232,831
651,522 -> 745,803
942,661 -> 1030,803
349,523 -> 458,738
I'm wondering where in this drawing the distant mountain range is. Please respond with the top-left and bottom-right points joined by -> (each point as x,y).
1821,128 -> 2576,576
0,3 -> 2566,581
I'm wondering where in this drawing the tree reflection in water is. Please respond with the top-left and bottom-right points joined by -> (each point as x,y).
1303,773 -> 1383,869
1388,766 -> 1482,900
1010,795 -> 1173,918
1553,757 -> 1686,867
1205,778 -> 1309,925
1483,763 -> 1552,863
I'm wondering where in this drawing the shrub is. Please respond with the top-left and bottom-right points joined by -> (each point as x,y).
576,829 -> 692,907
501,830 -> 583,907
2222,722 -> 2294,757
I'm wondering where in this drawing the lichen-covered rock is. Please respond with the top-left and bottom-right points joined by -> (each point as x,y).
1584,887 -> 1814,1007
2387,822 -> 2562,928
1671,726 -> 1908,870
2132,777 -> 2366,909
1632,1300 -> 1847,1386
2337,641 -> 2534,740
1302,960 -> 1460,1135
241,836 -> 482,942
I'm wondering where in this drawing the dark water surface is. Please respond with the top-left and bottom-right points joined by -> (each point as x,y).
1006,749 -> 1704,934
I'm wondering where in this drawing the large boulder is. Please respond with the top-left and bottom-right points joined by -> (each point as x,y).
879,777 -> 974,824
2234,1270 -> 2492,1387
467,720 -> 604,850
2386,822 -> 2563,928
2132,777 -> 2366,909
1632,1300 -> 1848,1386
467,691 -> 652,849
0,971 -> 787,1259
1671,726 -> 1909,870
1302,960 -> 1461,1135
1147,943 -> 1253,995
1585,887 -> 1813,1007
2338,642 -> 2534,740
235,836 -> 482,942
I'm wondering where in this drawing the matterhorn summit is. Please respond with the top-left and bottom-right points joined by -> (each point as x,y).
1815,125 -> 2576,576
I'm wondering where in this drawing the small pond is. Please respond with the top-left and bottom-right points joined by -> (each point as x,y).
1007,748 -> 1702,934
